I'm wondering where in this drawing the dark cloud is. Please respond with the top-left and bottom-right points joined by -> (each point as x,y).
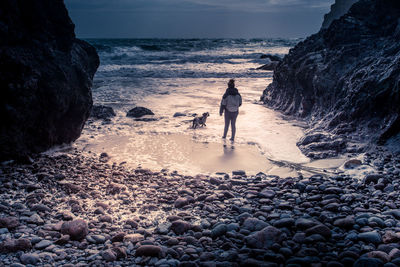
64,0 -> 333,38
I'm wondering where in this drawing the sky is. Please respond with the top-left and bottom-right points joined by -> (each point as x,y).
64,0 -> 334,39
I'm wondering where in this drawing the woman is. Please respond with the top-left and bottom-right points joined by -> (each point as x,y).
219,79 -> 242,141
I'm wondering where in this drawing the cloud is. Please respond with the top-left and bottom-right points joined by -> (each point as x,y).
65,0 -> 333,13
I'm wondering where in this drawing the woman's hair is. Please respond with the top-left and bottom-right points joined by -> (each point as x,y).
228,79 -> 235,88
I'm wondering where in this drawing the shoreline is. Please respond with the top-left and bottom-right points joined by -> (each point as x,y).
1,149 -> 400,266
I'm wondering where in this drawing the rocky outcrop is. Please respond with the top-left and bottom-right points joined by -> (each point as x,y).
261,0 -> 400,159
0,0 -> 99,161
321,0 -> 359,29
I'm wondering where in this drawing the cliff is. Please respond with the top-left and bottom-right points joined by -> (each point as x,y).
261,0 -> 400,159
321,0 -> 359,29
0,0 -> 99,161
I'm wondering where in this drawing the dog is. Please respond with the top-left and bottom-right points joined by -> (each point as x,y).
192,112 -> 209,129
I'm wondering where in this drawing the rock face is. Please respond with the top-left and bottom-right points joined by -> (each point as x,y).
0,0 -> 99,161
261,0 -> 400,159
321,0 -> 359,29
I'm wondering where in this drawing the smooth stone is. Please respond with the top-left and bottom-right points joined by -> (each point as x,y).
305,224 -> 332,239
211,224 -> 227,238
245,226 -> 285,249
20,253 -> 41,265
273,218 -> 295,228
60,219 -> 88,241
34,240 -> 52,250
353,257 -> 384,267
102,249 -> 117,262
358,231 -> 382,244
242,217 -> 269,232
135,245 -> 162,257
170,220 -> 192,235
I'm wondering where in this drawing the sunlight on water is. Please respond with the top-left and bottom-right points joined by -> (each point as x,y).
73,38 -> 341,176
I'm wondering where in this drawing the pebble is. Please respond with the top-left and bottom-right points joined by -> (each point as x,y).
20,253 -> 41,265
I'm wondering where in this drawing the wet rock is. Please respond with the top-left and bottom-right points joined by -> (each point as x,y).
20,253 -> 41,265
344,159 -> 362,169
232,170 -> 246,176
27,213 -> 44,225
91,105 -> 116,120
245,226 -> 285,249
173,112 -> 186,117
0,217 -> 19,230
60,219 -> 88,241
170,220 -> 192,235
126,107 -> 154,118
99,215 -> 113,223
135,245 -> 162,257
112,247 -> 127,259
31,204 -> 51,212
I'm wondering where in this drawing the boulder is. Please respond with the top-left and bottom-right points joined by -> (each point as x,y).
126,107 -> 154,118
0,0 -> 99,161
261,0 -> 400,157
91,105 -> 116,120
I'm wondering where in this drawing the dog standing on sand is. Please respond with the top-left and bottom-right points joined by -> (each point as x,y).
192,112 -> 209,129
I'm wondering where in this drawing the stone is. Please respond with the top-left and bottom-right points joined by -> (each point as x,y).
232,170 -> 246,176
295,218 -> 317,230
242,218 -> 269,232
333,216 -> 355,229
126,107 -> 154,118
91,105 -> 116,120
358,231 -> 382,244
123,233 -> 144,243
0,217 -> 19,229
367,251 -> 390,263
305,224 -> 332,239
364,174 -> 384,184
382,231 -> 400,243
259,189 -> 276,199
211,224 -> 227,238
173,112 -> 186,117
321,0 -> 359,29
0,0 -> 99,160
174,197 -> 189,208
60,219 -> 88,241
34,240 -> 52,250
55,235 -> 70,245
102,249 -> 117,262
273,218 -> 295,228
261,0 -> 400,157
0,238 -> 32,252
31,204 -> 51,212
170,220 -> 192,235
344,159 -> 362,169
111,232 -> 126,243
99,215 -> 113,223
353,257 -> 384,267
135,245 -> 162,257
245,226 -> 285,249
20,253 -> 41,265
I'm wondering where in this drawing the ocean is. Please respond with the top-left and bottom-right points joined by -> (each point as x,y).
74,38 -> 330,176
